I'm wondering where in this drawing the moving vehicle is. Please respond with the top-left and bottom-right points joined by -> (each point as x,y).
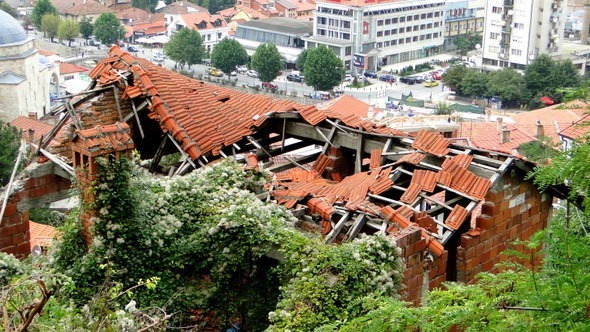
399,76 -> 416,85
246,70 -> 259,78
431,71 -> 442,80
424,80 -> 439,87
262,82 -> 278,89
364,71 -> 378,78
286,74 -> 304,82
209,68 -> 224,77
127,45 -> 139,53
378,74 -> 396,82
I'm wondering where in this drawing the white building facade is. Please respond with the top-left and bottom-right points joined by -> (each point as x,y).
302,0 -> 446,72
481,0 -> 566,70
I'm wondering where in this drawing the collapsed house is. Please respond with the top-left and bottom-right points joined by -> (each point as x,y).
0,46 -> 557,305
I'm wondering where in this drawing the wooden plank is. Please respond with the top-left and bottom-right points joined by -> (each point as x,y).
149,135 -> 168,173
355,133 -> 364,173
345,213 -> 367,240
380,138 -> 393,165
130,99 -> 145,138
325,212 -> 351,244
112,86 -> 123,122
65,101 -> 82,130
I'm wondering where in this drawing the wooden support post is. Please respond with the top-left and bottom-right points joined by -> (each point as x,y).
40,112 -> 70,150
346,214 -> 367,241
321,122 -> 339,154
112,86 -> 123,122
281,118 -> 286,150
355,133 -> 364,173
65,101 -> 82,130
381,138 -> 393,165
325,212 -> 351,244
130,100 -> 145,138
149,135 -> 168,173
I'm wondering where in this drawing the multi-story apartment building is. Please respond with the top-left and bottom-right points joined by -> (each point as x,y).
481,0 -> 566,70
443,0 -> 485,52
302,0 -> 446,72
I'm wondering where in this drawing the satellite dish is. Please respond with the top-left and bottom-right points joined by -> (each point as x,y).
32,245 -> 43,256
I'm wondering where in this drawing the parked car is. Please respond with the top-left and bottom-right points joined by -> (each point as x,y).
236,65 -> 248,74
411,76 -> 425,83
127,45 -> 139,53
399,76 -> 416,85
431,71 -> 442,80
286,74 -> 304,83
153,53 -> 164,63
378,74 -> 396,82
262,82 -> 278,89
88,39 -> 101,47
343,74 -> 353,82
364,71 -> 378,78
424,79 -> 439,87
246,70 -> 259,77
209,68 -> 224,77
230,71 -> 237,76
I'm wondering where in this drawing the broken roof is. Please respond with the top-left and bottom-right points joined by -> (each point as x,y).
82,46 -> 519,258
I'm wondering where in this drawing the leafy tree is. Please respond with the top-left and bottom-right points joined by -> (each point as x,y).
0,121 -> 20,186
93,12 -> 125,45
251,43 -> 283,84
303,45 -> 345,92
164,27 -> 206,69
295,48 -> 309,72
487,68 -> 526,108
441,65 -> 467,92
0,0 -> 17,17
57,19 -> 80,47
208,0 -> 234,14
132,0 -> 158,12
79,16 -> 94,40
550,59 -> 581,103
211,37 -> 248,79
40,14 -> 61,42
461,68 -> 488,97
31,0 -> 57,29
455,35 -> 472,55
522,54 -> 580,107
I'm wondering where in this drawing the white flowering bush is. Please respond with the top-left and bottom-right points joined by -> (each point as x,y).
0,252 -> 24,286
267,234 -> 405,331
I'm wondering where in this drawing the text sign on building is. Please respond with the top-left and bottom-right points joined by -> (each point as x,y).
353,53 -> 368,69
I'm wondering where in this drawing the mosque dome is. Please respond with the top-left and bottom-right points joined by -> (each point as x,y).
0,10 -> 27,45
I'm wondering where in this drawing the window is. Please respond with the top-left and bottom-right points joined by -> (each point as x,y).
207,34 -> 211,41
218,33 -> 222,39
342,33 -> 350,40
489,45 -> 499,52
414,14 -> 419,20
318,17 -> 326,25
377,31 -> 383,37
64,75 -> 74,80
391,40 -> 397,45
384,41 -> 390,46
490,32 -> 499,39
385,19 -> 391,24
405,37 -> 411,43
342,21 -> 351,28
317,29 -> 326,36
412,36 -> 418,42
391,28 -> 397,34
427,23 -> 432,29
376,42 -> 383,48
414,25 -> 419,31
512,36 -> 523,43
433,32 -> 438,38
511,49 -> 522,56
385,30 -> 390,36
345,46 -> 352,55
421,13 -> 426,19
426,33 -> 432,39
420,24 -> 426,30
407,15 -> 412,21
434,22 -> 439,27
427,12 -> 433,18
514,23 -> 524,29
435,11 -> 440,17
492,6 -> 502,14
392,18 -> 398,23
377,20 -> 383,26
400,17 -> 405,22
420,35 -> 425,40
399,38 -> 404,44
399,27 -> 405,33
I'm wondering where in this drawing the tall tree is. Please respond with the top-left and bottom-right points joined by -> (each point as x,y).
303,45 -> 345,92
487,68 -> 526,108
132,0 -> 158,12
211,37 -> 248,80
251,43 -> 283,84
441,65 -> 467,92
41,14 -> 61,42
550,59 -> 581,103
454,35 -> 472,55
295,48 -> 309,72
0,121 -> 20,186
57,19 -> 80,47
461,68 -> 488,98
93,12 -> 125,45
79,16 -> 94,41
31,0 -> 57,29
164,28 -> 206,69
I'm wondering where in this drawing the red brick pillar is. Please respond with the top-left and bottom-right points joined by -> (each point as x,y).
72,122 -> 134,246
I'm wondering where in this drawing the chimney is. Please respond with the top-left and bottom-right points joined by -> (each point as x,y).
496,117 -> 503,131
28,111 -> 37,119
485,109 -> 491,122
501,125 -> 511,144
535,120 -> 545,138
28,129 -> 35,144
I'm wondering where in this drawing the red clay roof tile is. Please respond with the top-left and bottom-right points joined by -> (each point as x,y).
445,205 -> 468,230
400,183 -> 421,204
412,130 -> 450,157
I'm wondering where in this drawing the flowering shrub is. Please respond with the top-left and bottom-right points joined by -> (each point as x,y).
0,252 -> 24,286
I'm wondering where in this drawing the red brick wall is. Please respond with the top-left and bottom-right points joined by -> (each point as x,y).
391,224 -> 447,306
456,170 -> 551,283
0,169 -> 72,257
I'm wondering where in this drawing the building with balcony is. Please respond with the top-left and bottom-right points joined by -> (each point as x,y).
302,0 -> 446,72
443,0 -> 484,52
481,0 -> 566,70
168,12 -> 229,52
235,17 -> 312,67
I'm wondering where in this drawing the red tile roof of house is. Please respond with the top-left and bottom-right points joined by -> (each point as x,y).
457,122 -> 536,155
180,12 -> 228,31
59,62 -> 90,75
65,0 -> 110,16
511,100 -> 588,145
295,0 -> 315,11
29,221 -> 56,250
72,122 -> 134,157
218,5 -> 270,19
115,7 -> 151,22
158,1 -> 207,14
10,116 -> 55,144
317,94 -> 371,118
559,114 -> 590,141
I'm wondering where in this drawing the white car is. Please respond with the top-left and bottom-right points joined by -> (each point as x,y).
343,74 -> 353,82
236,65 -> 248,74
246,70 -> 259,78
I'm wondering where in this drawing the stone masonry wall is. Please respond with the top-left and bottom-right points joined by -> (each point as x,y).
456,169 -> 551,283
